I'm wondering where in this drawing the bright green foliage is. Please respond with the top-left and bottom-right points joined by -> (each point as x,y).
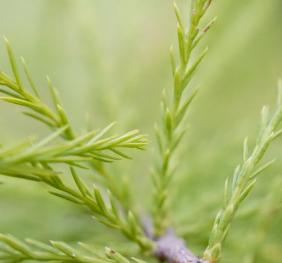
0,36 -> 149,224
0,38 -> 74,140
0,38 -> 153,255
0,163 -> 153,250
0,234 -> 137,263
0,0 -> 281,263
0,38 -> 144,210
203,85 -> 282,262
0,40 -> 147,163
0,124 -> 147,165
152,0 -> 216,236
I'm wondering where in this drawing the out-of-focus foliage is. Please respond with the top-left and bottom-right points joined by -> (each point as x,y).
0,0 -> 281,262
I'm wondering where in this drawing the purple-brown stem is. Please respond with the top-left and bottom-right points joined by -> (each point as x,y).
143,218 -> 208,263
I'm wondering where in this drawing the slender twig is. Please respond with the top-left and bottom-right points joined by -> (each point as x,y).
0,234 -> 140,263
152,0 -> 216,236
0,39 -> 140,206
203,85 -> 282,263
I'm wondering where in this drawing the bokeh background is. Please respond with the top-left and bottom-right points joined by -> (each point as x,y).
0,0 -> 282,262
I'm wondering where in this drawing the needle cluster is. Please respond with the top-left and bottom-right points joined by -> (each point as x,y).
152,0 -> 216,236
0,234 -> 142,263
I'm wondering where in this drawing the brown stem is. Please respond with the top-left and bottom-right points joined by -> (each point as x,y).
143,218 -> 208,263
154,229 -> 208,263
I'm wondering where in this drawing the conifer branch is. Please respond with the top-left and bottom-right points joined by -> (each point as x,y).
0,40 -> 147,162
152,0 -> 216,236
0,165 -> 153,252
0,125 -> 147,165
0,39 -> 152,252
0,38 -> 73,140
0,233 -> 140,263
203,85 -> 282,263
0,38 -> 141,212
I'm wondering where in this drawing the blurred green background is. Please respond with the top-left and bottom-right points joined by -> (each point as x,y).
0,0 -> 282,262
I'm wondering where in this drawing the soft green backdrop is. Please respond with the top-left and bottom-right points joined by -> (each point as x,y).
0,1 -> 281,262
